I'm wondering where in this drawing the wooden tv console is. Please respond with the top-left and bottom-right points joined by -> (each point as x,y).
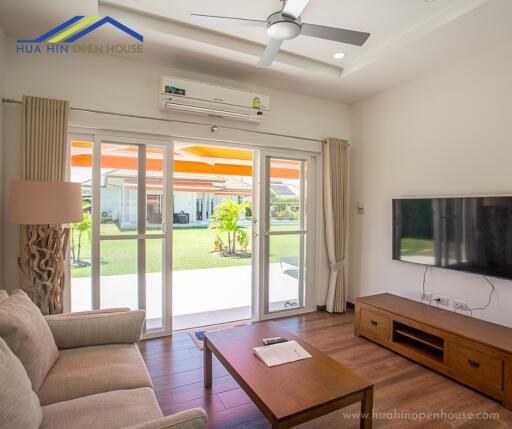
355,293 -> 512,409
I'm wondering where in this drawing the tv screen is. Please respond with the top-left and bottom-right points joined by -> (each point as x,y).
392,197 -> 512,280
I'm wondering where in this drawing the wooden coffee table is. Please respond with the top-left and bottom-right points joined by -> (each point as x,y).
204,321 -> 373,428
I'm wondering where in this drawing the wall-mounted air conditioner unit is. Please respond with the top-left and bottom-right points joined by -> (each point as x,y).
160,77 -> 269,123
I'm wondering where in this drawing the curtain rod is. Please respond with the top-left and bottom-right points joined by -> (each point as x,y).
1,98 -> 325,144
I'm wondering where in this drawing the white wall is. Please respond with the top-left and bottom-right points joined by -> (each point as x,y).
1,36 -> 351,306
349,40 -> 512,327
174,192 -> 195,220
3,36 -> 349,142
0,25 -> 6,289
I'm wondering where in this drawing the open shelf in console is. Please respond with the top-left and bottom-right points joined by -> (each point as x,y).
392,321 -> 444,363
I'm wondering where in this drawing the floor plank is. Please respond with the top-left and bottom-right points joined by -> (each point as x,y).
139,311 -> 512,428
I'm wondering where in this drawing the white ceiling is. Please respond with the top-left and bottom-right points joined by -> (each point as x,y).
1,0 -> 511,103
102,0 -> 465,68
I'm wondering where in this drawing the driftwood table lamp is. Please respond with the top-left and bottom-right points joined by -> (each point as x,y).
9,181 -> 83,314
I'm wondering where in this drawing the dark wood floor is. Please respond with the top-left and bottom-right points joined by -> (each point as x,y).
138,311 -> 512,428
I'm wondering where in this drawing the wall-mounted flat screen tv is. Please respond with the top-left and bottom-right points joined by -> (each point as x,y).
392,197 -> 512,280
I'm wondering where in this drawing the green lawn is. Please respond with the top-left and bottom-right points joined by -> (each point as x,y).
71,224 -> 300,278
400,238 -> 434,256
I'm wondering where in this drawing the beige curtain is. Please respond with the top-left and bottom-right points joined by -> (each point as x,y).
19,96 -> 70,305
22,95 -> 69,181
323,138 -> 349,313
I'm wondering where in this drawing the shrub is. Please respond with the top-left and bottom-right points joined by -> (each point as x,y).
209,199 -> 252,254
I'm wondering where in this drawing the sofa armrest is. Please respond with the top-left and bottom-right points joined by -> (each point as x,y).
45,309 -> 145,349
127,409 -> 207,429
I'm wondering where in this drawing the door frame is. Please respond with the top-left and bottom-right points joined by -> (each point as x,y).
68,129 -> 321,336
95,134 -> 174,339
254,149 -> 317,321
68,132 -> 174,338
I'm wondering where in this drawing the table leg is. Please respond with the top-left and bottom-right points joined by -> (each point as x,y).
204,337 -> 212,388
360,387 -> 373,429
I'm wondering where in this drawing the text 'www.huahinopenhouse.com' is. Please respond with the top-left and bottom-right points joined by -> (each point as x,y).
340,409 -> 501,423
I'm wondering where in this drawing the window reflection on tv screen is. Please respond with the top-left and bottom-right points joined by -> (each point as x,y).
392,197 -> 512,279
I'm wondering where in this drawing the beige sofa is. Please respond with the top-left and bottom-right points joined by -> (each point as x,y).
0,289 -> 207,429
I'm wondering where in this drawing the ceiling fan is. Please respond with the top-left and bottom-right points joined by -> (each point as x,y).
191,0 -> 370,67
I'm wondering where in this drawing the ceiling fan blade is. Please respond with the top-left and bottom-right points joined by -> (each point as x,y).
282,0 -> 310,19
257,39 -> 283,68
190,14 -> 267,27
301,23 -> 370,46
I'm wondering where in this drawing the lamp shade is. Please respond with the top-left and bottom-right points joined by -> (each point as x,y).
10,181 -> 83,225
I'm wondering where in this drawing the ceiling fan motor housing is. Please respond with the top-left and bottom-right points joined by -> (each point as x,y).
266,12 -> 302,40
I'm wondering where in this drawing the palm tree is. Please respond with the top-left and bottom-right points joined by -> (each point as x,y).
209,199 -> 251,254
71,205 -> 91,263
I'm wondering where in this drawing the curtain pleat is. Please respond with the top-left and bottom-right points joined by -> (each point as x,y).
20,95 -> 70,274
324,138 -> 349,313
22,95 -> 69,181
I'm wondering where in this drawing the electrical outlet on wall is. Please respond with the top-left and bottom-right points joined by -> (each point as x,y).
433,295 -> 449,306
453,300 -> 469,311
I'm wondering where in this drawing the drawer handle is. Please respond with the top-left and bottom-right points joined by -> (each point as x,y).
468,359 -> 480,368
370,320 -> 378,326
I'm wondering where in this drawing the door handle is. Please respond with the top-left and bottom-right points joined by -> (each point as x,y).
468,359 -> 480,368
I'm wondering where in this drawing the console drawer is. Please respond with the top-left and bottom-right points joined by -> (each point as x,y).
446,342 -> 504,391
359,308 -> 391,341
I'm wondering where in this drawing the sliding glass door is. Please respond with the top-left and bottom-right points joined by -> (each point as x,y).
70,133 -> 318,335
70,135 -> 173,336
257,151 -> 316,316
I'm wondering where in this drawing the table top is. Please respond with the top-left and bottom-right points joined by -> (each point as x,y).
205,321 -> 372,421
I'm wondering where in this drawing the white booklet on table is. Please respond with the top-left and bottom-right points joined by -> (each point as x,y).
253,340 -> 312,367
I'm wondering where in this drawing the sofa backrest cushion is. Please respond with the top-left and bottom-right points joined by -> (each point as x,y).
0,337 -> 43,428
45,309 -> 146,349
0,289 -> 59,391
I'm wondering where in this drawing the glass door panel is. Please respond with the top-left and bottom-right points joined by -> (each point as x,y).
99,239 -> 139,309
144,146 -> 166,331
264,156 -> 307,314
146,238 -> 164,330
71,136 -> 172,335
268,234 -> 305,311
98,142 -> 141,312
99,143 -> 139,236
69,138 -> 93,312
269,159 -> 305,232
146,147 -> 165,235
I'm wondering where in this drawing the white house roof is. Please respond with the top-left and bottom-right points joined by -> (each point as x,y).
81,169 -> 296,196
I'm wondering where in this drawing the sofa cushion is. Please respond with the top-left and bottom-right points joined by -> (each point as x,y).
0,289 -> 59,391
0,338 -> 43,429
38,343 -> 153,405
41,387 -> 162,429
45,309 -> 145,349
